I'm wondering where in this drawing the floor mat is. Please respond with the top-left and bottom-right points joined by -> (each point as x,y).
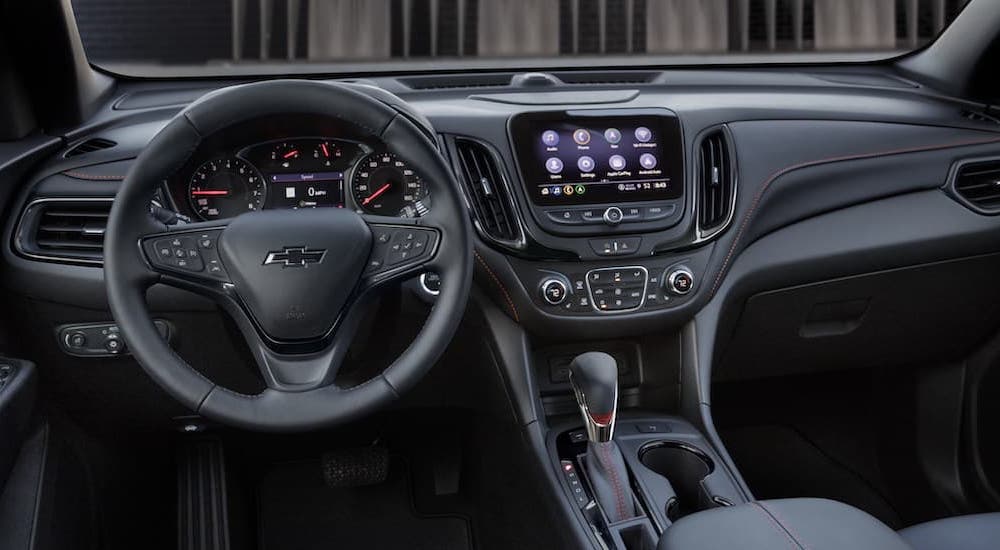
257,459 -> 472,550
722,424 -> 903,528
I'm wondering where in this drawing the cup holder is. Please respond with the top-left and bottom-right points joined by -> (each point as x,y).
638,441 -> 716,521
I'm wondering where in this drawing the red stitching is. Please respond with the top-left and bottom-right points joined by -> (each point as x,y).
597,443 -> 628,522
708,135 -> 1000,298
62,171 -> 125,181
751,502 -> 802,550
474,250 -> 520,323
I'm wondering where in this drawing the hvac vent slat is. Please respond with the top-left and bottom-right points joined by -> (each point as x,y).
453,138 -> 519,243
697,130 -> 734,232
24,201 -> 111,262
955,160 -> 1000,213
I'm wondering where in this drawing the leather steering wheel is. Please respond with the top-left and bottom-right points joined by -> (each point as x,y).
104,80 -> 473,432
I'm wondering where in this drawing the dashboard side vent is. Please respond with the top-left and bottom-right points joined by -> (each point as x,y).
953,160 -> 1000,213
65,138 -> 116,157
696,129 -> 735,233
16,200 -> 111,264
452,138 -> 521,245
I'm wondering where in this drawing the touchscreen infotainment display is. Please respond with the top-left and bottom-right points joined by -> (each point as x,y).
509,111 -> 684,207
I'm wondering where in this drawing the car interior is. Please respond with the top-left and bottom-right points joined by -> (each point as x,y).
3,0 -> 1000,549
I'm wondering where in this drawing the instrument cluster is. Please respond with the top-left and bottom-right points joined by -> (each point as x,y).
172,137 -> 431,221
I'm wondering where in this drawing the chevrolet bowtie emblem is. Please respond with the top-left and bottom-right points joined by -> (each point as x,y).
263,247 -> 326,267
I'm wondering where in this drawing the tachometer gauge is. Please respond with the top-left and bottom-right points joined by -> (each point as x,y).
351,153 -> 429,217
187,157 -> 266,220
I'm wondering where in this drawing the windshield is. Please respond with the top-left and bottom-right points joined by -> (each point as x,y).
71,0 -> 971,76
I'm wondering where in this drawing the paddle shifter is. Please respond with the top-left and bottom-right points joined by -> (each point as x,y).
569,352 -> 637,522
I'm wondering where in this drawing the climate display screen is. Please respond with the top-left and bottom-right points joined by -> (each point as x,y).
510,111 -> 684,207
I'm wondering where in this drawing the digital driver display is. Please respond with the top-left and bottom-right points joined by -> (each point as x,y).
510,111 -> 684,207
264,171 -> 345,209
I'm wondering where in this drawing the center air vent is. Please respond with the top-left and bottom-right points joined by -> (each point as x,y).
696,129 -> 736,235
16,199 -> 112,264
451,138 -> 522,246
952,159 -> 1000,214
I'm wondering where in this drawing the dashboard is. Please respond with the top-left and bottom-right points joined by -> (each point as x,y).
164,137 -> 431,221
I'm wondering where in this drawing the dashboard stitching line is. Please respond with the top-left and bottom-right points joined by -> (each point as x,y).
709,135 -> 1000,298
62,171 -> 125,181
474,250 -> 520,323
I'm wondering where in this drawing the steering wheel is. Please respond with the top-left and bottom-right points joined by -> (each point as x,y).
104,80 -> 473,432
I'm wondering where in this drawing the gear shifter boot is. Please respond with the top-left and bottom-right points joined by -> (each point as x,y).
569,352 -> 638,522
586,440 -> 638,523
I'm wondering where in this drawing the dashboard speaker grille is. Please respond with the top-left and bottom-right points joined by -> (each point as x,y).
452,138 -> 521,244
17,200 -> 111,264
696,129 -> 735,232
954,160 -> 1000,213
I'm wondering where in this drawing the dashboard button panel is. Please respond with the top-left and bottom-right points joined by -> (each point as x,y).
588,237 -> 642,256
587,267 -> 648,312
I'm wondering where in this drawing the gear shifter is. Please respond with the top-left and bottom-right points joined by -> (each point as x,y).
569,352 -> 637,522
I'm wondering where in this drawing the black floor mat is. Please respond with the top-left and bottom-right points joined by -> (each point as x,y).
722,424 -> 903,528
257,459 -> 472,550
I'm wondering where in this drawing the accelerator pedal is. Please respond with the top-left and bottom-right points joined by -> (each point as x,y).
322,445 -> 389,488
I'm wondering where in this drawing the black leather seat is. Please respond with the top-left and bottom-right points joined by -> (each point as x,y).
899,513 -> 1000,550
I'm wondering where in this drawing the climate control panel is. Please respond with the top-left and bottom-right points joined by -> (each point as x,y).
530,263 -> 697,315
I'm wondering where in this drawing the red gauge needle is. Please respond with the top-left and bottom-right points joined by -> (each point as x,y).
363,183 -> 392,205
191,190 -> 230,196
282,150 -> 299,159
320,143 -> 330,157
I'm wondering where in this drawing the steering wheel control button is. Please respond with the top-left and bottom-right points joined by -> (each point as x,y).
589,237 -> 642,257
586,267 -> 648,312
540,278 -> 569,305
145,229 -> 229,281
603,206 -> 624,226
665,267 -> 695,295
365,225 -> 438,276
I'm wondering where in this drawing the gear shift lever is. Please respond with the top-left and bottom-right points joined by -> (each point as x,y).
569,352 -> 637,522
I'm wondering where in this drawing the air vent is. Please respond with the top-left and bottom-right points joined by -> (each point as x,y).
65,138 -> 116,157
452,138 -> 522,245
400,74 -> 514,90
953,160 -> 1000,213
696,129 -> 735,233
16,200 -> 112,264
961,110 -> 1000,125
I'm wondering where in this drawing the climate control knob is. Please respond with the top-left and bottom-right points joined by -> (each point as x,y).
664,267 -> 695,296
540,278 -> 569,305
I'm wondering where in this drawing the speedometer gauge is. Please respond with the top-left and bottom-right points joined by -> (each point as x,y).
351,153 -> 429,217
188,157 -> 266,220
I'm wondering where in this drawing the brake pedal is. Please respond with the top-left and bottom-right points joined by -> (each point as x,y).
322,445 -> 389,487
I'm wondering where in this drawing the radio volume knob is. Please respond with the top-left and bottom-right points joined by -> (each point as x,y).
603,207 -> 624,226
540,278 -> 569,305
664,267 -> 695,296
